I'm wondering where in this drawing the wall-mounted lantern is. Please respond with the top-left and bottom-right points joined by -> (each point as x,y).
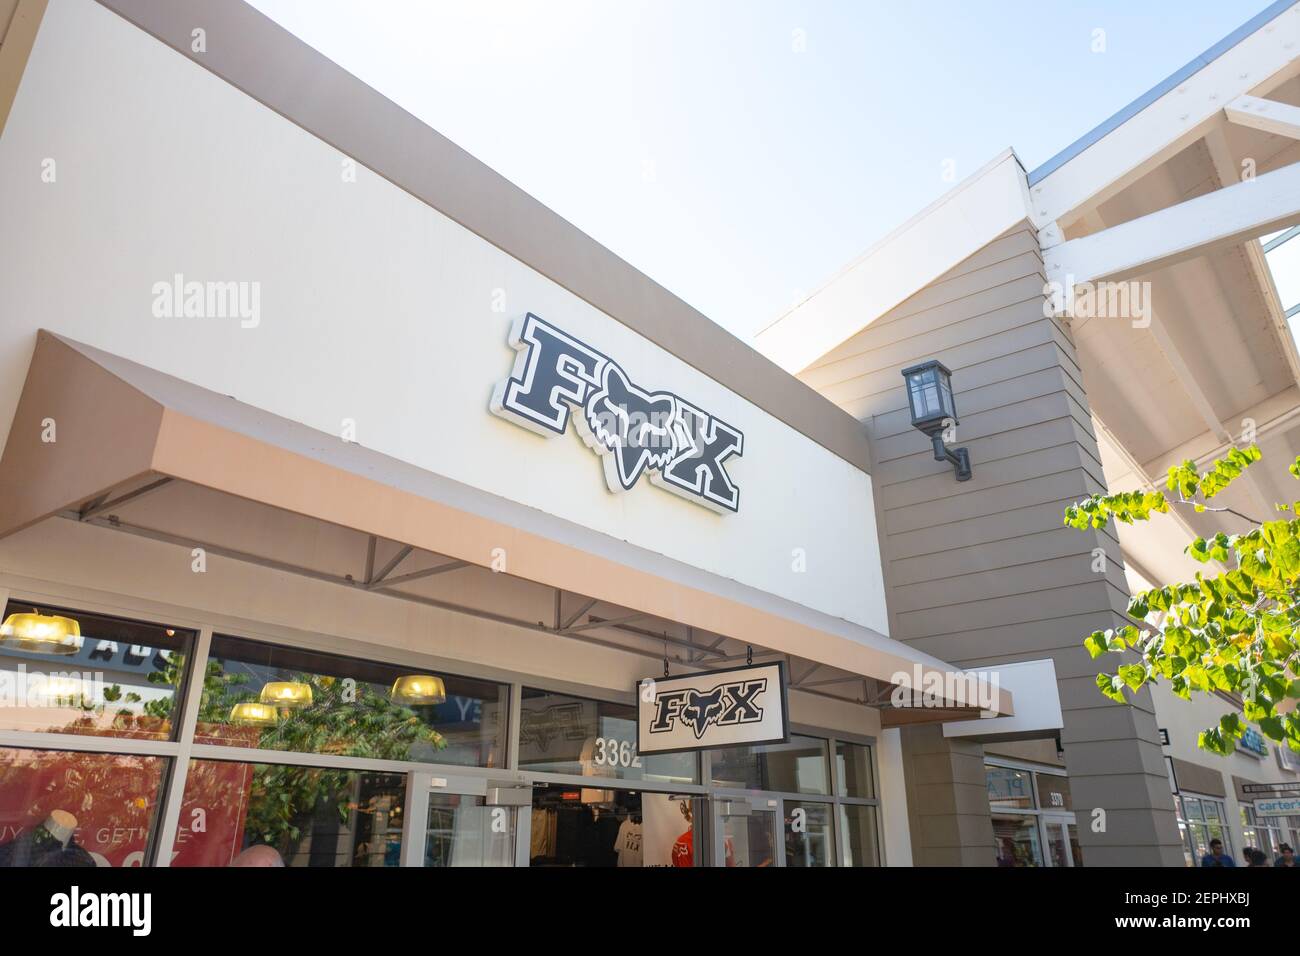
901,360 -> 972,481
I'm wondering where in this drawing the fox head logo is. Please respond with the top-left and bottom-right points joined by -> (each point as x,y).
679,689 -> 726,739
581,363 -> 678,491
491,313 -> 743,511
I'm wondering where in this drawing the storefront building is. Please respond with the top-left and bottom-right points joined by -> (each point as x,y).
6,0 -> 1297,870
758,1 -> 1300,867
0,0 -> 1036,868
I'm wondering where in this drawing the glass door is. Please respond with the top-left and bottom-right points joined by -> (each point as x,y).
714,797 -> 781,867
403,773 -> 527,867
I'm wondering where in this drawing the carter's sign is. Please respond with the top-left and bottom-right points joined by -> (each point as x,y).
490,313 -> 744,513
1255,797 -> 1300,817
636,663 -> 788,755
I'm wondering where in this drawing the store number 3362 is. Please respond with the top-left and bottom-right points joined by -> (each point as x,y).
592,737 -> 642,769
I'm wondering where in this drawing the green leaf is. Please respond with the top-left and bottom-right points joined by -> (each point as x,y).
1096,672 -> 1127,703
1199,728 -> 1233,756
1118,663 -> 1147,691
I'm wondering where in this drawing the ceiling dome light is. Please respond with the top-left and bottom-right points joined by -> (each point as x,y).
390,675 -> 446,705
0,612 -> 82,655
259,681 -> 313,708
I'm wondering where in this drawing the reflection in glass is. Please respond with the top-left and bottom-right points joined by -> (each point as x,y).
840,803 -> 881,866
1179,794 -> 1231,863
518,688 -> 696,784
835,741 -> 875,798
722,808 -> 777,867
196,635 -> 507,766
0,747 -> 166,867
993,813 -> 1043,866
710,735 -> 829,794
1046,821 -> 1069,867
0,601 -> 193,741
173,760 -> 404,867
425,794 -> 513,867
985,765 -> 1035,810
1035,773 -> 1071,811
784,800 -> 835,867
1068,824 -> 1084,867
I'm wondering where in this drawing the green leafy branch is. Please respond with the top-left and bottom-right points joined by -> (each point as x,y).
1067,446 -> 1300,756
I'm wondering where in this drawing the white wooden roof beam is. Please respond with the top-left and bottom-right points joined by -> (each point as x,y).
1029,4 -> 1300,230
1074,205 -> 1277,521
1203,123 -> 1300,390
1225,94 -> 1300,138
1044,160 -> 1300,289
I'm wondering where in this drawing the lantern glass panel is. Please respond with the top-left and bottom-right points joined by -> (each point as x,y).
906,364 -> 955,425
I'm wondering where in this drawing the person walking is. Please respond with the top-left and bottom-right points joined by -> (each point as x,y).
1200,838 -> 1236,867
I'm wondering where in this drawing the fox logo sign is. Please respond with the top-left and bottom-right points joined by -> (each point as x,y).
651,682 -> 766,739
637,663 -> 788,754
490,313 -> 744,513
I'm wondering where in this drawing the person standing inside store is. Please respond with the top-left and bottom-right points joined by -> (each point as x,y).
1275,844 -> 1296,868
1200,838 -> 1236,867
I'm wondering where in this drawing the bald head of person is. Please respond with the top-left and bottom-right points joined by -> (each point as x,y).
230,844 -> 285,867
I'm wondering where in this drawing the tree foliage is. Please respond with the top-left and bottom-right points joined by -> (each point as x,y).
150,656 -> 445,858
1065,445 -> 1300,757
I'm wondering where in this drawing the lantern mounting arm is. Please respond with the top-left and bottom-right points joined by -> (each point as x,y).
931,434 -> 972,481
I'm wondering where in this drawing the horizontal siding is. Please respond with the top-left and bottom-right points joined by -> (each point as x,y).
885,495 -> 1113,560
889,526 -> 1123,587
808,221 -> 1182,863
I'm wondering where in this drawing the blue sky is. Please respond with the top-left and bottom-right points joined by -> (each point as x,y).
249,0 -> 1272,340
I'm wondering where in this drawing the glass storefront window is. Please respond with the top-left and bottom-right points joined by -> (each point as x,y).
0,747 -> 167,867
993,813 -> 1044,866
1036,773 -> 1071,811
425,794 -> 514,867
1241,805 -> 1282,861
529,786 -> 701,867
196,635 -> 508,766
835,740 -> 875,798
1068,823 -> 1083,867
518,687 -> 697,784
986,765 -> 1035,810
172,760 -> 405,866
839,803 -> 881,866
1179,794 -> 1231,864
0,600 -> 194,741
710,734 -> 829,794
784,799 -> 835,867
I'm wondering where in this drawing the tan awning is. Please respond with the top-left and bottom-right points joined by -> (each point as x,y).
0,330 -> 1011,719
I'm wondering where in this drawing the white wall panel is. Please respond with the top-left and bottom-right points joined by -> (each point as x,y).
0,0 -> 887,632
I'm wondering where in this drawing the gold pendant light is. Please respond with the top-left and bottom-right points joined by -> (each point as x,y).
229,701 -> 279,726
259,681 -> 313,708
390,674 -> 446,705
0,611 -> 82,655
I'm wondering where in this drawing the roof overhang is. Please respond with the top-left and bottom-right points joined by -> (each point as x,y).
0,330 -> 1013,719
1028,3 -> 1300,592
755,149 -> 1034,373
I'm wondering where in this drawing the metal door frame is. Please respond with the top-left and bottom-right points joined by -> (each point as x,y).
401,771 -> 532,866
